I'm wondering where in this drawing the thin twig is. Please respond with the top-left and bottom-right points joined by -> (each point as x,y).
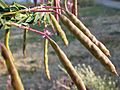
2,6 -> 63,16
6,22 -> 49,38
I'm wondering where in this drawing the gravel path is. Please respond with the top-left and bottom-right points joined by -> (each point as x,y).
96,0 -> 120,9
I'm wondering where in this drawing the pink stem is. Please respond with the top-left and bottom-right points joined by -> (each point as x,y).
54,0 -> 59,21
8,22 -> 49,38
31,10 -> 55,13
3,6 -> 62,16
31,9 -> 60,15
42,6 -> 63,10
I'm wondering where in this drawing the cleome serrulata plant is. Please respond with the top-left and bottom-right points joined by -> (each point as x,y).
0,0 -> 119,90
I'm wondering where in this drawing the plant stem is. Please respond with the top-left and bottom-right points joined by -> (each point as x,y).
3,6 -> 63,16
6,22 -> 49,38
23,29 -> 27,58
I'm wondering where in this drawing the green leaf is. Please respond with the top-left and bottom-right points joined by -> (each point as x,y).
15,13 -> 27,20
0,7 -> 10,12
44,13 -> 50,23
0,6 -> 4,12
14,2 -> 27,10
0,0 -> 8,8
4,25 -> 10,30
17,16 -> 28,24
0,24 -> 3,29
25,14 -> 35,24
10,5 -> 19,12
34,12 -> 41,23
21,23 -> 29,26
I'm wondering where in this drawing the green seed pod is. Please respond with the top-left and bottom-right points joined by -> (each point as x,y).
49,14 -> 69,46
44,38 -> 51,80
0,43 -> 24,90
4,29 -> 14,61
65,10 -> 110,57
59,14 -> 118,76
23,29 -> 27,58
64,0 -> 68,11
48,37 -> 86,90
4,29 -> 10,52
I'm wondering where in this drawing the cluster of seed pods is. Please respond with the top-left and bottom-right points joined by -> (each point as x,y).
0,0 -> 119,90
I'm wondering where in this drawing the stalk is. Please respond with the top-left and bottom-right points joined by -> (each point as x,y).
54,0 -> 59,21
6,22 -> 48,37
3,6 -> 62,16
23,29 -> 27,58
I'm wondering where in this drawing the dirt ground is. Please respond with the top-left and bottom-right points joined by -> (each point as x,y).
0,5 -> 120,90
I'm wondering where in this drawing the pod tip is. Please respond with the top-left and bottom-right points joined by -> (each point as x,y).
114,70 -> 119,77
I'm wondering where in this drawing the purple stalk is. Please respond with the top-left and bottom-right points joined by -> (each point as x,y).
42,6 -> 63,10
3,6 -> 62,16
7,22 -> 49,38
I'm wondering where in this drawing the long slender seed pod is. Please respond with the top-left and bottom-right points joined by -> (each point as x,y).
4,29 -> 14,61
59,14 -> 118,76
48,37 -> 86,90
0,43 -> 24,90
65,11 -> 110,56
44,38 -> 51,80
23,29 -> 27,58
49,14 -> 69,46
4,29 -> 11,52
64,0 -> 68,11
72,0 -> 78,16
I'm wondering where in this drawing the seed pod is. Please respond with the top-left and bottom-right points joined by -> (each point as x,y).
4,29 -> 14,61
72,0 -> 78,16
4,29 -> 10,52
48,37 -> 86,90
23,29 -> 27,58
64,0 -> 68,11
49,14 -> 69,46
65,10 -> 110,56
44,38 -> 51,80
0,43 -> 24,90
59,14 -> 118,76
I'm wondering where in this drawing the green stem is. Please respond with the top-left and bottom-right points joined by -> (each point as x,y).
23,29 -> 27,58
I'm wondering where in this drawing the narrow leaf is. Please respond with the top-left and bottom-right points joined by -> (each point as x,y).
0,0 -> 8,8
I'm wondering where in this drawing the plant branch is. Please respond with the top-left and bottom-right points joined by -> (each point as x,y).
6,22 -> 49,38
2,6 -> 63,16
